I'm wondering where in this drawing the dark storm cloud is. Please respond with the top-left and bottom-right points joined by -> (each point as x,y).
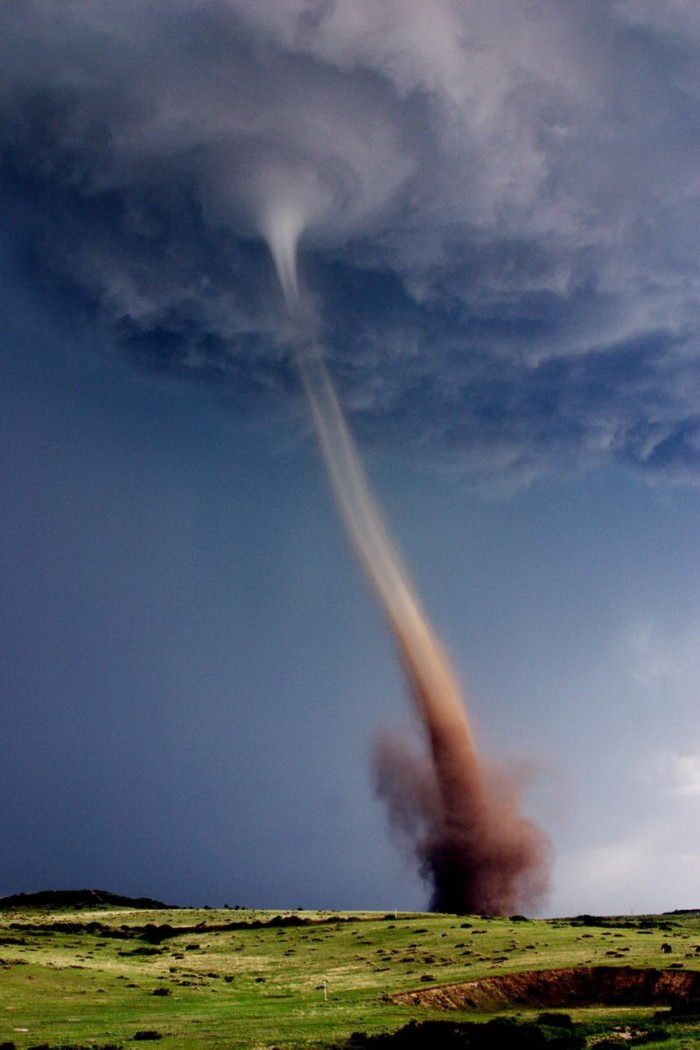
1,0 -> 699,483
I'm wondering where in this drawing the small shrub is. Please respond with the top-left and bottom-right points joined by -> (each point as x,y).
654,1000 -> 700,1020
630,1029 -> 670,1045
536,1013 -> 574,1028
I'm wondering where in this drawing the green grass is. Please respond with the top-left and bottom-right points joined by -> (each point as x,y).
1,906 -> 699,1048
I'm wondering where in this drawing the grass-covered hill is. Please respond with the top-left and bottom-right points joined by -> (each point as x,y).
0,894 -> 699,1048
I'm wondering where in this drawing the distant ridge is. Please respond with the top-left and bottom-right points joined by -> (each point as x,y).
0,888 -> 174,910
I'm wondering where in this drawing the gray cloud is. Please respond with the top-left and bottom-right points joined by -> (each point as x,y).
1,0 -> 699,483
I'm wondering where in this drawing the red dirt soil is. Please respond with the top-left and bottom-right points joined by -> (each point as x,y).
391,966 -> 700,1010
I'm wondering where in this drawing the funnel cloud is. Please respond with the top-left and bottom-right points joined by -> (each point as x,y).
267,217 -> 551,914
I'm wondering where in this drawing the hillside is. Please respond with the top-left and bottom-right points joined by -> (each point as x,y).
0,901 -> 698,1048
0,889 -> 173,911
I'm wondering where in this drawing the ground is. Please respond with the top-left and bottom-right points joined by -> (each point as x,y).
0,894 -> 699,1048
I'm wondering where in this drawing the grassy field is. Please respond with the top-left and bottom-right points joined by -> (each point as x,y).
1,903 -> 699,1048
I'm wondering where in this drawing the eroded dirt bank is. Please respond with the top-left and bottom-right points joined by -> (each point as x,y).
392,966 -> 700,1010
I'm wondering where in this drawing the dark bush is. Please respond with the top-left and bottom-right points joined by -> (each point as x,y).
333,1017 -> 586,1049
654,1000 -> 700,1020
630,1029 -> 670,1045
139,924 -> 174,944
118,947 -> 161,957
536,1014 -> 574,1028
26,1045 -> 121,1050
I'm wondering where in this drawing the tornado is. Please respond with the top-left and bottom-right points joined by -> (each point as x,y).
264,204 -> 552,915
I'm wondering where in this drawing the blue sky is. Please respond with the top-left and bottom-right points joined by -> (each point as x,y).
1,0 -> 700,916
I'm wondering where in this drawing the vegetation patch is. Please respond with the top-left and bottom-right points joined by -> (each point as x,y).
334,1017 -> 587,1048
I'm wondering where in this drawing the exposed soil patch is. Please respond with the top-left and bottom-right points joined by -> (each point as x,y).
392,966 -> 700,1011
